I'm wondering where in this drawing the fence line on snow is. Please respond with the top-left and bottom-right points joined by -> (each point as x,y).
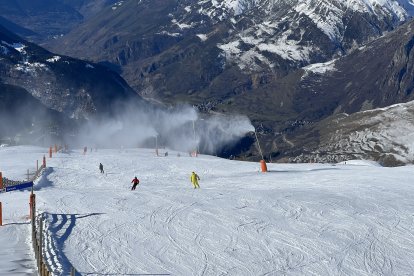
0,145 -> 78,275
28,146 -> 78,275
30,206 -> 78,276
0,156 -> 45,190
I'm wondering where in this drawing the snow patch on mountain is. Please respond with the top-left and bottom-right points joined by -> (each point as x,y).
221,0 -> 247,15
11,43 -> 26,53
171,19 -> 194,30
112,1 -> 124,10
303,59 -> 337,74
239,51 -> 271,70
197,34 -> 208,41
256,29 -> 315,62
46,56 -> 61,63
219,25 -> 316,70
158,31 -> 181,37
1,41 -> 26,53
15,62 -> 48,74
219,42 -> 274,71
294,1 -> 344,41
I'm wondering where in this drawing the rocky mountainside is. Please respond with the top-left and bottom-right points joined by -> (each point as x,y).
0,0 -> 117,43
3,0 -> 414,164
60,0 -> 119,18
47,0 -> 412,91
0,24 -> 141,141
39,0 -> 414,164
287,101 -> 414,166
235,18 -> 414,165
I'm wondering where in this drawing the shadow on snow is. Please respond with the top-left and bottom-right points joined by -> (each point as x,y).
43,212 -> 104,276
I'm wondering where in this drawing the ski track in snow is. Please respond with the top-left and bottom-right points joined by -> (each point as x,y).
1,146 -> 414,275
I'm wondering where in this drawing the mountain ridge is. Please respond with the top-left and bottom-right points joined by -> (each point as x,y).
2,0 -> 414,164
0,23 -> 142,142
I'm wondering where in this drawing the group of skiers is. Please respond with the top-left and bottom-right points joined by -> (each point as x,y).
98,163 -> 200,190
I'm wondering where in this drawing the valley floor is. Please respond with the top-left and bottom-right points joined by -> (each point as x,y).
1,146 -> 414,275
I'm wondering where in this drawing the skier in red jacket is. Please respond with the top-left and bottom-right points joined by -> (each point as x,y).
131,176 -> 139,190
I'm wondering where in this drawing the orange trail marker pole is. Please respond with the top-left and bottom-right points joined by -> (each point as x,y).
0,172 -> 3,190
49,146 -> 52,158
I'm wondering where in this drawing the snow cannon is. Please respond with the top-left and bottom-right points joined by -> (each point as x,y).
254,129 -> 266,172
260,160 -> 268,172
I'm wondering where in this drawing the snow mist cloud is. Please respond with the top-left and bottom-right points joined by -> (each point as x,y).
72,103 -> 254,154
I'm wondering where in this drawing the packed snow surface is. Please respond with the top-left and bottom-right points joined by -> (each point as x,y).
1,146 -> 414,275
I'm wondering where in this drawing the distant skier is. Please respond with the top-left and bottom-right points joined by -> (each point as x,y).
131,176 -> 140,190
190,172 -> 200,189
99,163 -> 104,174
165,152 -> 168,157
83,146 -> 87,155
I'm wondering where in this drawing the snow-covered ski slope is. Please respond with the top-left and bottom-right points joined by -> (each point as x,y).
1,146 -> 414,275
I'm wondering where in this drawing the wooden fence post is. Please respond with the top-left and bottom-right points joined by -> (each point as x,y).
30,193 -> 36,220
31,202 -> 35,256
40,260 -> 43,276
38,215 -> 43,271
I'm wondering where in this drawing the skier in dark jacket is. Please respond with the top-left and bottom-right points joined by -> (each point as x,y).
131,176 -> 139,190
99,163 -> 104,174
